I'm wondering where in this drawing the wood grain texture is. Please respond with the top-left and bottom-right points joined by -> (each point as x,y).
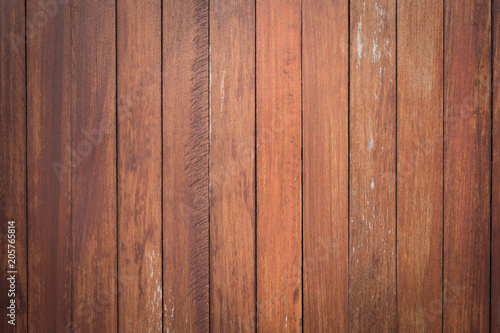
256,0 -> 302,331
444,0 -> 491,331
349,1 -> 396,331
163,0 -> 210,331
0,1 -> 27,331
117,0 -> 162,331
70,0 -> 117,331
27,0 -> 71,331
397,0 -> 443,331
302,0 -> 348,331
209,0 -> 256,331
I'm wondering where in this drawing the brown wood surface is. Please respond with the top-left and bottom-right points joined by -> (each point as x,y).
256,0 -> 302,331
0,1 -> 27,332
302,0 -> 348,331
397,0 -> 443,332
349,1 -> 397,331
163,0 -> 210,331
209,0 -> 256,332
444,0 -> 491,331
117,0 -> 162,331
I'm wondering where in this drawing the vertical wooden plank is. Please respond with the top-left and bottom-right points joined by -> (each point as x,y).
397,0 -> 443,331
493,1 -> 500,330
26,0 -> 71,331
302,0 -> 348,331
70,0 -> 117,331
209,0 -> 256,331
0,1 -> 27,331
256,0 -> 302,331
349,1 -> 396,331
117,0 -> 162,331
163,0 -> 210,331
444,0 -> 491,331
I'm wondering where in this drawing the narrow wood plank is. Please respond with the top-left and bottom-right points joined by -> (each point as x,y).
349,1 -> 397,331
70,0 -> 117,331
0,1 -> 27,331
444,0 -> 491,331
397,0 -> 443,331
256,0 -> 302,330
26,0 -> 71,331
163,0 -> 210,331
117,0 -> 162,331
209,0 -> 256,331
302,0 -> 348,331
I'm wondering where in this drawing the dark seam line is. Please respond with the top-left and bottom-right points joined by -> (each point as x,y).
442,0 -> 445,331
395,0 -> 398,330
347,0 -> 351,331
207,0 -> 211,330
161,0 -> 165,330
115,0 -> 119,331
25,0 -> 29,331
490,0 -> 494,331
254,0 -> 258,331
300,0 -> 304,331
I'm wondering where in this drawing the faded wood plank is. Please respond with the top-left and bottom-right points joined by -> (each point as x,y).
256,0 -> 302,331
117,0 -> 162,331
209,0 -> 256,331
163,0 -> 210,331
397,0 -> 443,331
349,1 -> 397,331
444,0 -> 491,331
302,0 -> 348,331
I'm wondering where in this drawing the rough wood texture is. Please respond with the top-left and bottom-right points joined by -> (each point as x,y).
117,0 -> 162,331
302,0 -> 348,331
0,1 -> 27,331
444,0 -> 491,331
256,0 -> 302,331
397,0 -> 443,331
349,1 -> 397,331
493,1 -> 500,330
163,0 -> 210,331
209,0 -> 256,331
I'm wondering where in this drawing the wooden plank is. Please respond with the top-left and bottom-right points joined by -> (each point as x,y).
70,0 -> 117,331
302,0 -> 348,331
0,0 -> 27,331
444,0 -> 491,331
163,0 -> 210,331
209,0 -> 256,331
397,0 -> 443,331
256,0 -> 302,330
26,0 -> 71,331
349,1 -> 396,331
117,0 -> 162,331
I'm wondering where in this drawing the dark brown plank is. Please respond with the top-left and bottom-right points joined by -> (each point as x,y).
349,1 -> 397,331
302,0 -> 348,331
163,0 -> 210,331
397,0 -> 443,331
0,1 -> 27,331
26,0 -> 71,331
117,0 -> 162,331
444,0 -> 491,331
256,0 -> 302,331
70,0 -> 117,331
209,0 -> 256,331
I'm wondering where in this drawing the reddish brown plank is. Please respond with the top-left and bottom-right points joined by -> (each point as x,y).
397,0 -> 443,331
0,1 -> 27,331
256,0 -> 302,331
209,0 -> 256,331
444,0 -> 491,331
302,0 -> 348,331
117,0 -> 162,331
26,0 -> 71,331
163,0 -> 210,331
349,1 -> 397,331
70,0 -> 117,331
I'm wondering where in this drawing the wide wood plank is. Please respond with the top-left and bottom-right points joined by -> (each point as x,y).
397,0 -> 443,331
117,0 -> 162,331
256,0 -> 302,331
209,0 -> 256,331
444,0 -> 491,331
302,0 -> 348,331
349,1 -> 397,331
163,0 -> 210,331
